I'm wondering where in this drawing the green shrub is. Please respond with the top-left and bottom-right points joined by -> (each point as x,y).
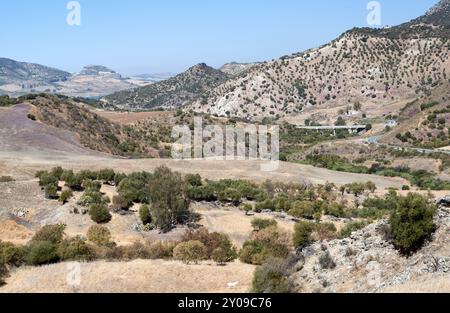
241,204 -> 253,215
252,258 -> 294,293
0,241 -> 26,266
185,174 -> 202,187
57,236 -> 93,261
87,225 -> 113,247
251,218 -> 278,231
59,189 -> 73,204
44,184 -> 58,200
0,264 -> 8,286
139,204 -> 152,225
212,239 -> 238,265
89,204 -> 112,224
32,224 -> 66,245
293,221 -> 314,249
240,226 -> 290,265
288,201 -> 316,219
78,189 -> 108,207
111,195 -> 131,211
239,240 -> 266,265
26,241 -> 59,265
389,193 -> 436,255
173,240 -> 208,264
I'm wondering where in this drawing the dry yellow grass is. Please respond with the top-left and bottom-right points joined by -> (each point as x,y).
0,260 -> 256,293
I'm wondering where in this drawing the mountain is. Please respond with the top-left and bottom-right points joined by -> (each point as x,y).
0,58 -> 71,88
0,59 -> 142,98
77,65 -> 122,79
131,73 -> 174,83
219,62 -> 258,76
189,0 -> 450,121
102,63 -> 229,110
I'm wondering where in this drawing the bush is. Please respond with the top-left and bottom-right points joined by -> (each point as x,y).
57,236 -> 93,261
389,193 -> 436,255
78,189 -> 108,207
44,184 -> 58,200
147,241 -> 176,259
181,228 -> 232,258
185,174 -> 202,187
0,264 -> 8,286
173,240 -> 208,264
111,195 -> 131,211
26,241 -> 59,265
59,189 -> 73,204
0,176 -> 14,183
240,226 -> 290,265
252,258 -> 294,293
293,221 -> 314,249
87,225 -> 113,247
241,204 -> 253,215
139,204 -> 152,225
288,201 -> 317,219
0,241 -> 26,266
211,239 -> 238,265
32,224 -> 66,245
89,204 -> 112,224
251,218 -> 277,231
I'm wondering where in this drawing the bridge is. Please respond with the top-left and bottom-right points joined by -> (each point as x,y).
295,125 -> 367,135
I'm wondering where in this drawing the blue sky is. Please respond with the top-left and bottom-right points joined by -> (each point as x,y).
0,0 -> 439,75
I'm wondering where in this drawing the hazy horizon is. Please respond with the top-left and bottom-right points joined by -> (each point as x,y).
0,0 -> 439,76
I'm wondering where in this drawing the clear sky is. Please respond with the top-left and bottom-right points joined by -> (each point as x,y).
0,0 -> 439,75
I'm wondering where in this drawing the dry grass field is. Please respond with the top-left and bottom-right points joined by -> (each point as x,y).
0,260 -> 255,293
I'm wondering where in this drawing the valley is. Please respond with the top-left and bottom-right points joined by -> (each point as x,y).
1,0 -> 450,295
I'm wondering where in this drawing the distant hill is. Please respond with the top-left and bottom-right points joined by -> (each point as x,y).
102,63 -> 229,110
0,59 -> 142,98
0,58 -> 71,86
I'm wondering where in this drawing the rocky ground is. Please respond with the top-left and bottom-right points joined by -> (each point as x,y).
291,208 -> 450,293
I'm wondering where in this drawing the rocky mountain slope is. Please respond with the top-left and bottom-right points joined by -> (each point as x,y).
219,62 -> 258,76
189,0 -> 450,121
0,58 -> 71,88
102,63 -> 229,110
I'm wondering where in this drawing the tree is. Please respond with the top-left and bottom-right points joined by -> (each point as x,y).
148,166 -> 191,232
0,241 -> 25,266
389,193 -> 436,255
173,240 -> 208,264
89,204 -> 112,224
0,264 -> 8,286
87,225 -> 113,247
365,181 -> 377,194
139,204 -> 152,225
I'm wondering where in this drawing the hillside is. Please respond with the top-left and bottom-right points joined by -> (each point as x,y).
189,0 -> 450,122
102,63 -> 229,110
0,58 -> 70,87
219,62 -> 258,76
21,95 -> 161,157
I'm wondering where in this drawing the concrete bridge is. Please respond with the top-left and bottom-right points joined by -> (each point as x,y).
295,125 -> 367,136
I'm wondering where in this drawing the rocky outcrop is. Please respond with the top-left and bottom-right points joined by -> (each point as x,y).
291,207 -> 450,293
